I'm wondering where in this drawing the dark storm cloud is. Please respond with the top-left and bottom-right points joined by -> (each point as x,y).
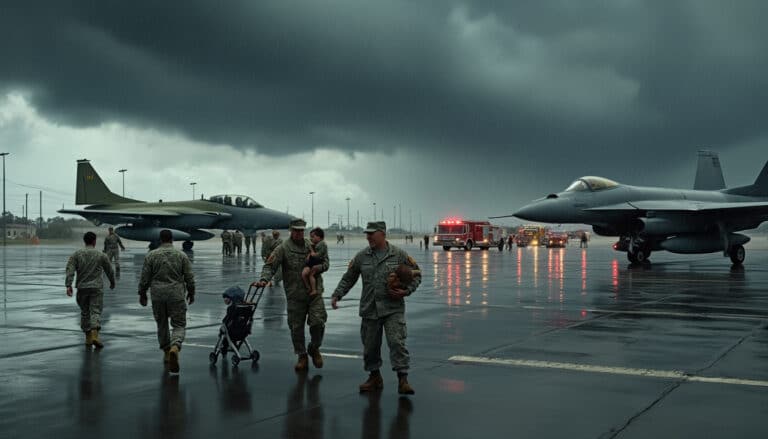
1,0 -> 768,171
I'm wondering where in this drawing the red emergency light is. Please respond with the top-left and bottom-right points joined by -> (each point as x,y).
439,217 -> 464,225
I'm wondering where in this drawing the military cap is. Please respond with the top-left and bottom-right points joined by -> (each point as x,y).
289,218 -> 307,230
364,221 -> 387,233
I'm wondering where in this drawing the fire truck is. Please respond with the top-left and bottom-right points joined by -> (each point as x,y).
515,224 -> 548,247
433,218 -> 505,251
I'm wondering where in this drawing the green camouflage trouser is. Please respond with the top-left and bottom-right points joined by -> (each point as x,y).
106,249 -> 120,267
76,288 -> 104,332
152,297 -> 187,351
361,313 -> 409,372
286,295 -> 327,354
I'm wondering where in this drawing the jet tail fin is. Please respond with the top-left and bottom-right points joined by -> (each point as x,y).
694,150 -> 726,190
75,160 -> 142,205
723,160 -> 768,196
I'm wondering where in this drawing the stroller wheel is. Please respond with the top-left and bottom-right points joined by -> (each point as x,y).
250,350 -> 260,362
209,352 -> 217,365
232,355 -> 241,367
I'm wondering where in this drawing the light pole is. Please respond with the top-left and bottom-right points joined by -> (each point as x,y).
345,197 -> 350,231
118,168 -> 127,196
309,191 -> 315,226
190,182 -> 197,200
1,152 -> 8,246
373,202 -> 376,221
393,205 -> 396,230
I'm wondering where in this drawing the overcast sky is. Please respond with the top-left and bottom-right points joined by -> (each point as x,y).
1,1 -> 767,231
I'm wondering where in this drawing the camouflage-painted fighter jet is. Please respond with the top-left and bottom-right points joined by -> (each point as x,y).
499,151 -> 768,265
59,160 -> 295,250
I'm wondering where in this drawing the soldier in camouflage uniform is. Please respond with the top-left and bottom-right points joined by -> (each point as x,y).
332,221 -> 421,395
138,229 -> 196,374
244,232 -> 252,254
221,230 -> 233,256
265,230 -> 283,285
66,231 -> 116,349
103,227 -> 126,271
233,230 -> 244,255
253,219 -> 328,371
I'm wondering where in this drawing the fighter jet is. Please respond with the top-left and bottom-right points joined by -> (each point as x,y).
499,151 -> 768,265
59,160 -> 295,250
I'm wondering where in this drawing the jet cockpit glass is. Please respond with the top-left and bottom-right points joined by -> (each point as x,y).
565,177 -> 618,192
565,180 -> 589,192
208,195 -> 263,208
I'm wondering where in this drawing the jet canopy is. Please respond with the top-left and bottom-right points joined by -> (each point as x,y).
208,194 -> 263,208
565,176 -> 619,192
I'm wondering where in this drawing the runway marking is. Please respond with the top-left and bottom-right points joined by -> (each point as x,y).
521,306 -> 768,321
448,355 -> 768,388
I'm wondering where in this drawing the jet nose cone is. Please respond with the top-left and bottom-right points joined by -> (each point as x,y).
513,203 -> 538,221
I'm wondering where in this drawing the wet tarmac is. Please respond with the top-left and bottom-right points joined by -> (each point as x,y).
1,237 -> 767,438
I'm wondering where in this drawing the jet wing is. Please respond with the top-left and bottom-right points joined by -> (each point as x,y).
58,208 -> 232,224
585,200 -> 768,214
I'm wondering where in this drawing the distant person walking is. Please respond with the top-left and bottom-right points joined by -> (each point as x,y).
66,232 -> 115,349
423,234 -> 429,250
332,222 -> 421,395
264,230 -> 284,285
103,227 -> 126,271
138,229 -> 196,373
580,232 -> 589,248
233,230 -> 244,255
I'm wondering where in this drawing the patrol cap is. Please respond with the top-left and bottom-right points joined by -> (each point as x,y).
364,221 -> 387,233
289,218 -> 307,230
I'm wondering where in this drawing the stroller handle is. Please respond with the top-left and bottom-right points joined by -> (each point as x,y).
245,284 -> 266,305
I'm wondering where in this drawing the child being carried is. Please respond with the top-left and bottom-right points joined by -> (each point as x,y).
302,227 -> 327,296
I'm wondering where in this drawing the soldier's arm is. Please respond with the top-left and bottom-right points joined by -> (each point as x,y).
332,256 -> 361,299
101,254 -> 116,286
182,254 -> 195,295
65,255 -> 76,287
403,253 -> 422,295
138,255 -> 153,295
318,241 -> 329,273
118,237 -> 125,250
258,245 -> 284,282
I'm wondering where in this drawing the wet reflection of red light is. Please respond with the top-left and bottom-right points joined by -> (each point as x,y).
516,248 -> 522,285
581,250 -> 587,293
438,379 -> 466,394
611,259 -> 619,291
581,309 -> 587,318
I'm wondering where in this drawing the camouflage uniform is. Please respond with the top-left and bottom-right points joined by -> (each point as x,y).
261,234 -> 273,261
260,234 -> 328,355
221,230 -> 233,256
103,232 -> 125,268
66,247 -> 115,333
332,242 -> 421,372
244,234 -> 252,254
139,243 -> 195,351
265,234 -> 283,284
233,230 -> 243,255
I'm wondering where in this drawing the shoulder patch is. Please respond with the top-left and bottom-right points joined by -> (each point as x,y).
406,256 -> 417,267
348,259 -> 354,269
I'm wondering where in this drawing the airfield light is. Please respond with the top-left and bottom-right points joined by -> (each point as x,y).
118,168 -> 127,197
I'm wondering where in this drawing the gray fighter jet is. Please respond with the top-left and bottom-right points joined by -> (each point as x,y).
499,151 -> 768,265
59,160 -> 296,250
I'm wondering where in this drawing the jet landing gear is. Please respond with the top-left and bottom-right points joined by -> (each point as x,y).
728,244 -> 745,265
182,241 -> 194,251
626,238 -> 651,265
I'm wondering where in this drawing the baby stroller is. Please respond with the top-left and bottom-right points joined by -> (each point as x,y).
209,285 -> 266,367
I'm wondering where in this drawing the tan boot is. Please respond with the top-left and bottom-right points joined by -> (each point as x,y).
163,348 -> 171,363
84,331 -> 93,347
294,354 -> 309,372
398,375 -> 415,395
308,346 -> 324,369
168,345 -> 180,373
90,329 -> 104,349
359,372 -> 384,392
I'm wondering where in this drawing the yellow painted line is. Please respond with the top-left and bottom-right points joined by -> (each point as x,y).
448,355 -> 768,388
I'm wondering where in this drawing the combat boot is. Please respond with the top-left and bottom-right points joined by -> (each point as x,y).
294,354 -> 309,372
163,348 -> 171,363
168,345 -> 180,373
308,345 -> 324,369
84,330 -> 93,347
90,329 -> 104,349
359,371 -> 384,392
398,374 -> 415,395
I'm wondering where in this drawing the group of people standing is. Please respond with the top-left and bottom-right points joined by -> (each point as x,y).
65,219 -> 422,394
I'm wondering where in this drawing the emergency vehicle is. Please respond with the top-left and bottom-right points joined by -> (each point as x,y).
515,225 -> 548,247
433,218 -> 505,251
